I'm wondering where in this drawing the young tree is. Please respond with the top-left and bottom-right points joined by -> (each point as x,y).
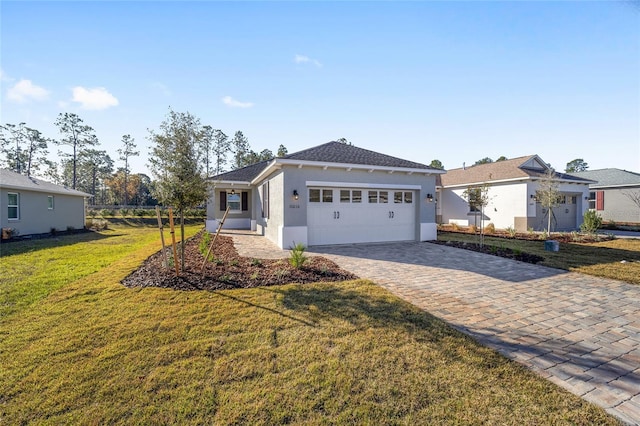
54,113 -> 98,189
565,158 -> 589,173
117,134 -> 139,206
148,109 -> 208,271
535,168 -> 561,233
429,159 -> 444,169
623,190 -> 640,222
462,183 -> 491,246
277,144 -> 288,157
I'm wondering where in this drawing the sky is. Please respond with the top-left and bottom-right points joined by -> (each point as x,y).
1,1 -> 639,178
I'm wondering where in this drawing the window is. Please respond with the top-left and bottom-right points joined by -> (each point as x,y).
48,196 -> 54,210
8,193 -> 19,220
340,190 -> 350,203
379,191 -> 388,203
352,190 -> 362,203
467,188 -> 481,212
404,192 -> 413,204
228,193 -> 241,211
310,188 -> 333,203
394,191 -> 403,203
368,191 -> 378,203
588,192 -> 596,210
570,196 -> 577,204
262,182 -> 269,218
309,189 -> 321,203
558,195 -> 566,204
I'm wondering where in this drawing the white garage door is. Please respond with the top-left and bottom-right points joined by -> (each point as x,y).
307,187 -> 416,245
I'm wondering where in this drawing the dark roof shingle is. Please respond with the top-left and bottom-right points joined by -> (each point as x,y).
210,141 -> 436,182
282,141 -> 433,170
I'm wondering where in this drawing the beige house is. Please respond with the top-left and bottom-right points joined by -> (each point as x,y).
437,155 -> 594,232
1,169 -> 91,238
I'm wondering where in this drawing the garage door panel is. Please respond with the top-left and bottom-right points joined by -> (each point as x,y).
307,187 -> 416,246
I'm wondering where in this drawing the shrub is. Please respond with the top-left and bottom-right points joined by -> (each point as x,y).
199,232 -> 212,260
484,223 -> 495,235
581,210 -> 603,234
506,226 -> 517,238
85,218 -> 108,231
119,208 -> 129,217
468,224 -> 478,233
451,222 -> 460,231
289,242 -> 308,269
251,258 -> 263,267
66,226 -> 75,233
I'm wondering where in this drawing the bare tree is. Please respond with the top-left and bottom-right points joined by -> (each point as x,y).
535,168 -> 561,233
462,183 -> 492,247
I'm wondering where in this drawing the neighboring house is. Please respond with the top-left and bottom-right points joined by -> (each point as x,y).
0,169 -> 91,237
437,155 -> 593,232
207,141 -> 444,248
567,168 -> 640,224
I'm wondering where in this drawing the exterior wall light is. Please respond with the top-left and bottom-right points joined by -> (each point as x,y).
426,193 -> 434,202
293,189 -> 299,200
230,189 -> 236,195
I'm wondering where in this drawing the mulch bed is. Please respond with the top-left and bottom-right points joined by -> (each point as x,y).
430,240 -> 545,264
438,228 -> 613,243
122,232 -> 358,291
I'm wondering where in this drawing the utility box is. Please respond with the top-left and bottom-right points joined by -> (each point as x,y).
544,240 -> 560,252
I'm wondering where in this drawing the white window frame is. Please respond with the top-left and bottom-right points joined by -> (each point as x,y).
48,195 -> 54,210
227,192 -> 241,213
8,192 -> 19,220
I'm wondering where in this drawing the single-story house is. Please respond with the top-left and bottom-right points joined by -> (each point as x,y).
206,141 -> 445,248
437,155 -> 594,232
0,169 -> 91,238
567,168 -> 640,224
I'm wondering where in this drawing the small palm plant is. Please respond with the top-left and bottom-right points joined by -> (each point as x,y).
289,242 -> 308,269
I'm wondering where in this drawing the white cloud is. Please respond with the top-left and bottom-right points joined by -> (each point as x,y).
294,54 -> 322,67
71,86 -> 119,110
7,79 -> 50,103
222,96 -> 254,108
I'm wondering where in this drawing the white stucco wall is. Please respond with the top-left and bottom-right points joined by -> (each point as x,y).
440,181 -> 590,231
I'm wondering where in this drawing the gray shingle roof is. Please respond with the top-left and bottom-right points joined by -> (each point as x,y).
210,141 -> 436,182
209,160 -> 271,182
567,168 -> 640,188
282,141 -> 433,169
439,155 -> 593,187
0,169 -> 92,197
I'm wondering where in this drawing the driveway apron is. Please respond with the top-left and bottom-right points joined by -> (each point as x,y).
229,232 -> 640,425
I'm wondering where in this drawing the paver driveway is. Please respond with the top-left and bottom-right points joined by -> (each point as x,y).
227,232 -> 640,425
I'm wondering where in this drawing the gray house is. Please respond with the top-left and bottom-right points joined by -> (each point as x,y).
568,168 -> 640,224
207,142 -> 444,248
1,169 -> 91,237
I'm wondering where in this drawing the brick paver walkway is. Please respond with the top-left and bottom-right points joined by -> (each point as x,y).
227,232 -> 640,425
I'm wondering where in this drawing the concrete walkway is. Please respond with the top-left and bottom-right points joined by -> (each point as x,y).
226,231 -> 640,425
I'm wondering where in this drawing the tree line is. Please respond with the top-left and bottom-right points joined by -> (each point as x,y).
0,110 -> 286,207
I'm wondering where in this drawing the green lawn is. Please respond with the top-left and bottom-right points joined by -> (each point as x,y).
437,231 -> 640,284
0,225 -> 619,424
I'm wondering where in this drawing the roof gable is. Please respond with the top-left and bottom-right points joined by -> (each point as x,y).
0,169 -> 92,197
281,141 -> 434,170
